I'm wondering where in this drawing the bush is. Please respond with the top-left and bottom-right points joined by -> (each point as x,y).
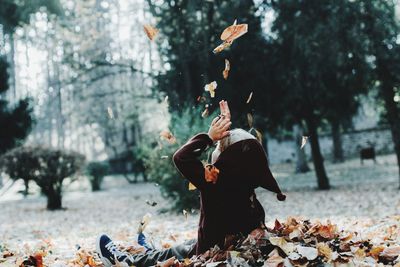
86,161 -> 109,191
139,107 -> 213,211
0,146 -> 85,210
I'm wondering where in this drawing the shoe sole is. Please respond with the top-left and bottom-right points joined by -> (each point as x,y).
95,235 -> 114,267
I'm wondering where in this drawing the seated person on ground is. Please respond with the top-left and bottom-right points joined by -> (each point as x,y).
96,100 -> 286,267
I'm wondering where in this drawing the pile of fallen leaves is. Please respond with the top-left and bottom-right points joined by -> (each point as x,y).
181,217 -> 400,267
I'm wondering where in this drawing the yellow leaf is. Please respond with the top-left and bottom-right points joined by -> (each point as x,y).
188,182 -> 197,190
204,81 -> 217,98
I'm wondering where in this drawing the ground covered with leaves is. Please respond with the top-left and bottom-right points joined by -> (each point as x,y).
0,155 -> 399,266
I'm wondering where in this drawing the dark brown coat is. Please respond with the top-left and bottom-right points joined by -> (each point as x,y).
173,133 -> 284,255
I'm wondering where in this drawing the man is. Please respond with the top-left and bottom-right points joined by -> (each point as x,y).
96,101 -> 285,266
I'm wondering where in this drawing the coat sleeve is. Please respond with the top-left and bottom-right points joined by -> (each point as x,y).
173,133 -> 214,191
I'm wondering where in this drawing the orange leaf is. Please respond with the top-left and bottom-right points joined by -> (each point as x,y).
204,164 -> 219,184
160,130 -> 177,144
143,24 -> 158,41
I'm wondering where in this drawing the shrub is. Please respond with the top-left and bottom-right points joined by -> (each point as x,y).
140,107 -> 213,211
86,161 -> 109,191
0,146 -> 85,210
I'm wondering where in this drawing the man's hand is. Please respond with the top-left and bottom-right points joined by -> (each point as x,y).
208,116 -> 231,142
219,100 -> 231,120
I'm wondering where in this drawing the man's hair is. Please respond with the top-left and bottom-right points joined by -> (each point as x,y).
219,128 -> 256,152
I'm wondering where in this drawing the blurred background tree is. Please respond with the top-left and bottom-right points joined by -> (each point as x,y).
0,56 -> 33,155
264,0 -> 372,189
363,0 -> 400,187
141,107 -> 213,211
0,146 -> 85,210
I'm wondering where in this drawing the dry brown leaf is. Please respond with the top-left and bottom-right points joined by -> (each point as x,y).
213,41 -> 232,54
204,81 -> 217,98
223,59 -> 230,80
368,246 -> 384,259
204,164 -> 220,184
317,242 -> 332,260
380,246 -> 400,258
160,130 -> 177,144
263,249 -> 284,267
269,237 -> 295,255
213,21 -> 247,53
143,24 -> 159,41
220,22 -> 248,43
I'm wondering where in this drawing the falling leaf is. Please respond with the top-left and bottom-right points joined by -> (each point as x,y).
201,108 -> 209,118
220,21 -> 248,43
223,59 -> 230,80
204,81 -> 217,98
160,130 -> 176,144
213,20 -> 248,53
246,92 -> 253,104
145,200 -> 157,207
300,136 -> 309,149
213,41 -> 232,54
247,113 -> 253,128
183,209 -> 188,220
296,245 -> 318,260
188,182 -> 197,190
143,24 -> 158,41
107,107 -> 114,119
138,213 -> 152,234
161,155 -> 169,159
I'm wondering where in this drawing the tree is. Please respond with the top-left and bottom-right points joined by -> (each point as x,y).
140,107 -> 213,211
86,161 -> 109,191
0,146 -> 85,210
267,0 -> 370,189
0,0 -> 63,101
147,0 -> 272,127
0,56 -> 33,155
363,0 -> 400,187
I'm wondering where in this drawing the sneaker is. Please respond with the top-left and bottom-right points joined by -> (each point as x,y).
96,234 -> 134,267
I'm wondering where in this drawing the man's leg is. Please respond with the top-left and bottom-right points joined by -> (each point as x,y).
133,239 -> 197,266
97,234 -> 196,267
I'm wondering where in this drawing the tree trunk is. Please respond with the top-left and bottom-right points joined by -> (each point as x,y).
331,119 -> 344,163
23,179 -> 29,196
381,82 -> 400,188
293,123 -> 310,173
305,115 -> 330,189
46,187 -> 62,210
8,32 -> 16,102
